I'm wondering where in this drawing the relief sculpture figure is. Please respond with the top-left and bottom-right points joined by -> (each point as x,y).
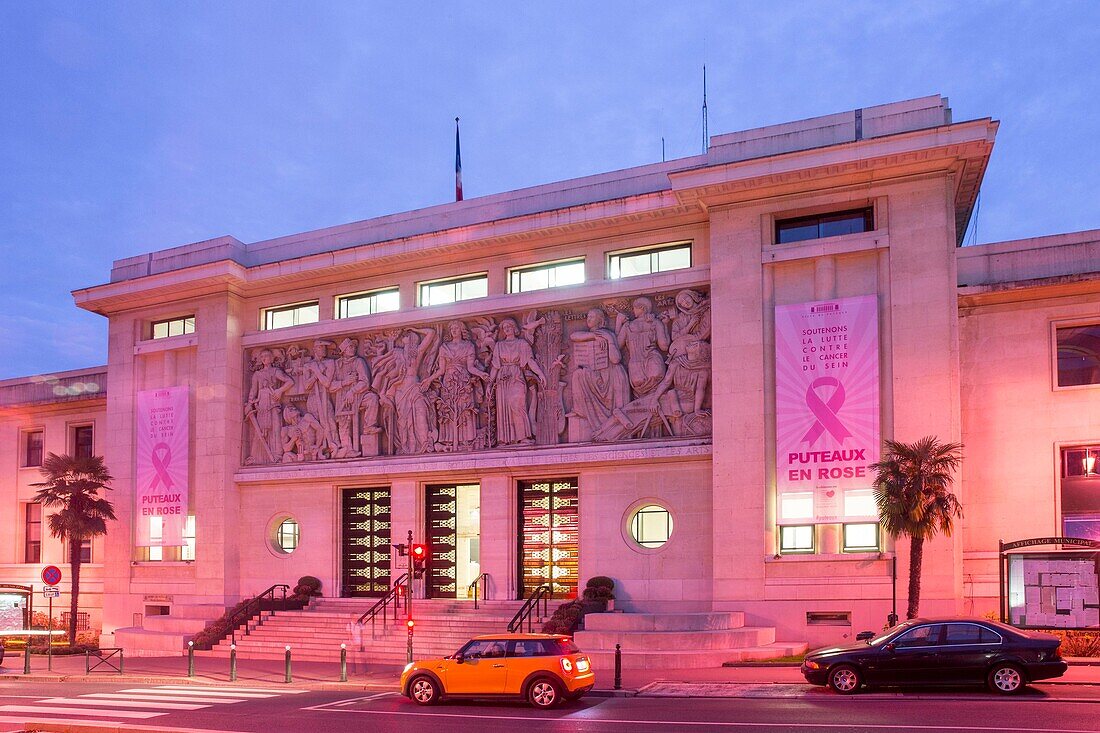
328,337 -> 379,458
303,339 -> 337,456
280,404 -> 326,462
373,327 -> 439,454
616,296 -> 670,398
567,308 -> 630,442
245,348 -> 295,464
425,320 -> 488,452
490,318 -> 546,446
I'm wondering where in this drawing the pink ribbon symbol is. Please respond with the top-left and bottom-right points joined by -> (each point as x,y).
149,442 -> 175,490
802,376 -> 852,445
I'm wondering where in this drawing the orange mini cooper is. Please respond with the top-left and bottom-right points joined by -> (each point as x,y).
400,633 -> 595,708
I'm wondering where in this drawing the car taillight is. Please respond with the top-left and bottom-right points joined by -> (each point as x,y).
576,657 -> 590,673
560,658 -> 574,674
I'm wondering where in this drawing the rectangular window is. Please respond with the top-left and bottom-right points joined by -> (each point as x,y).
775,207 -> 874,245
336,288 -> 400,319
151,316 -> 195,340
182,515 -> 196,561
780,525 -> 814,554
72,425 -> 94,459
148,517 -> 163,562
843,489 -> 877,518
779,492 -> 814,522
608,242 -> 692,279
24,430 -> 43,467
509,258 -> 586,293
1056,324 -> 1100,387
1063,446 -> 1100,478
66,539 -> 92,563
418,274 -> 488,306
843,523 -> 880,552
262,301 -> 319,330
24,503 -> 42,563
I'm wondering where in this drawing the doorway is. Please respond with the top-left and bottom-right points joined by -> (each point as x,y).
341,487 -> 392,597
518,479 -> 579,599
425,483 -> 481,599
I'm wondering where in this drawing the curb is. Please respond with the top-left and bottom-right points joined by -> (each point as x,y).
11,721 -> 249,733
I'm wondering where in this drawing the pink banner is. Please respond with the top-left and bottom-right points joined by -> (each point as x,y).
135,387 -> 189,546
775,296 -> 879,524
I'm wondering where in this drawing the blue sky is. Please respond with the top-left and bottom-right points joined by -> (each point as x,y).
1,1 -> 1098,379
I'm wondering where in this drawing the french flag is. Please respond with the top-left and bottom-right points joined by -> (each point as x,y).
455,117 -> 463,202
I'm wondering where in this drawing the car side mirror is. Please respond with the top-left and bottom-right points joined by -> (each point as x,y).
855,631 -> 875,641
454,653 -> 464,664
884,643 -> 896,653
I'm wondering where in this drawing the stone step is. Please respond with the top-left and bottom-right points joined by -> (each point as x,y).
114,627 -> 192,656
582,612 -> 745,632
574,626 -> 776,651
143,616 -> 216,634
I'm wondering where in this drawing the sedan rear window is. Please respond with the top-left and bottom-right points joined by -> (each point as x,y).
945,624 -> 1001,645
554,638 -> 581,654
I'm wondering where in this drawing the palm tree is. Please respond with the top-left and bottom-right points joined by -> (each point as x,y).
33,453 -> 116,645
871,436 -> 963,620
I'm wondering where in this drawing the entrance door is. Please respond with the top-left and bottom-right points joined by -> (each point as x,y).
341,488 -> 391,597
519,479 -> 579,599
425,483 -> 481,599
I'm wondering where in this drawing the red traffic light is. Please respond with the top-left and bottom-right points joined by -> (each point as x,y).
411,544 -> 427,559
406,619 -> 415,630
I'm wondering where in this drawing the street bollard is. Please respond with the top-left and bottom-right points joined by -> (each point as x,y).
230,644 -> 237,682
284,645 -> 292,683
614,643 -> 622,690
340,643 -> 347,683
119,649 -> 125,675
187,640 -> 195,677
24,639 -> 31,675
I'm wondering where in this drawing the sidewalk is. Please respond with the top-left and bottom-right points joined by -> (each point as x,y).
1,653 -> 1099,693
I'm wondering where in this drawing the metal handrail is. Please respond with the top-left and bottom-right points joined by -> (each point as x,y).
229,584 -> 291,645
469,572 -> 490,609
357,573 -> 409,633
507,584 -> 552,633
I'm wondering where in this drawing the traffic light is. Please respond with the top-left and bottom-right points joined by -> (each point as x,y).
406,618 -> 415,632
411,543 -> 428,578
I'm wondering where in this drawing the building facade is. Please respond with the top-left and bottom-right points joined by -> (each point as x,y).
3,95 -> 1099,655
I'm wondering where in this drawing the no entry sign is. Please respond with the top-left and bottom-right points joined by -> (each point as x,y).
42,565 -> 62,586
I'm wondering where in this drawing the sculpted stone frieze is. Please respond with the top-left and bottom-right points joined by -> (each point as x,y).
242,288 -> 712,466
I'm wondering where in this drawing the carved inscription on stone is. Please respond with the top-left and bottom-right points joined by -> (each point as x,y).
242,288 -> 712,465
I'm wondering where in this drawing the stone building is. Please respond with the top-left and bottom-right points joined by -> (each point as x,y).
3,95 -> 1098,665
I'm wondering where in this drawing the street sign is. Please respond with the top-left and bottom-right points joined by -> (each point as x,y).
43,587 -> 60,598
42,565 -> 62,586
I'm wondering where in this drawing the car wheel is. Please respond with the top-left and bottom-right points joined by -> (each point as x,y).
409,675 -> 441,705
527,677 -> 564,708
827,664 -> 863,695
987,663 -> 1026,695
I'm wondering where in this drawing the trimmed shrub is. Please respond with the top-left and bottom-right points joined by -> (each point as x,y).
293,575 -> 323,601
1049,630 -> 1100,657
586,576 -> 615,592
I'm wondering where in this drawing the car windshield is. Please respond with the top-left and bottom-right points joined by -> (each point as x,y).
868,621 -> 917,646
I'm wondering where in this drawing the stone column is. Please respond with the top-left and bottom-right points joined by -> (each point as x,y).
477,475 -> 515,601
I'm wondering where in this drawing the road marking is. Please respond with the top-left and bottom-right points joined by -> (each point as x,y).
302,692 -> 398,710
153,684 -> 310,694
78,692 -> 248,704
119,687 -> 276,698
37,697 -> 207,711
311,706 -> 1100,732
0,705 -> 162,719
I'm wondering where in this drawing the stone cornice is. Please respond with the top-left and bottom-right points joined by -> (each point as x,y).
233,440 -> 712,485
957,271 -> 1100,309
669,119 -> 997,244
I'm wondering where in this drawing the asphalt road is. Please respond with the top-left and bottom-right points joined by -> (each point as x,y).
0,681 -> 1098,732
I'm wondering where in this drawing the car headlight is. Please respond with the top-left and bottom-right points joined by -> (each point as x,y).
804,659 -> 822,670
403,662 -> 414,674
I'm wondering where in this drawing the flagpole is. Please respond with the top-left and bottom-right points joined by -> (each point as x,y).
455,117 -> 463,202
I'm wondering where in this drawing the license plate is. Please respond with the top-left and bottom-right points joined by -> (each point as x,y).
576,657 -> 590,672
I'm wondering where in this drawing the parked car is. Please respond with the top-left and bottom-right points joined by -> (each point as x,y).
0,645 -> 5,666
400,633 -> 595,708
801,618 -> 1067,695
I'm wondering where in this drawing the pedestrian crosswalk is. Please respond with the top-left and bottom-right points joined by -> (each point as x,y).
0,684 -> 309,722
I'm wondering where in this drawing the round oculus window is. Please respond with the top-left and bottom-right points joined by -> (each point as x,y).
629,504 -> 673,549
273,518 -> 300,554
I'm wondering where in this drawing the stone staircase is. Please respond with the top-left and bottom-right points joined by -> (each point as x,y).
574,612 -> 807,669
113,604 -> 226,657
196,597 -> 532,665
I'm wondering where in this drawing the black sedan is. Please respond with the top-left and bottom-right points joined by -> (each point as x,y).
801,618 -> 1067,695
